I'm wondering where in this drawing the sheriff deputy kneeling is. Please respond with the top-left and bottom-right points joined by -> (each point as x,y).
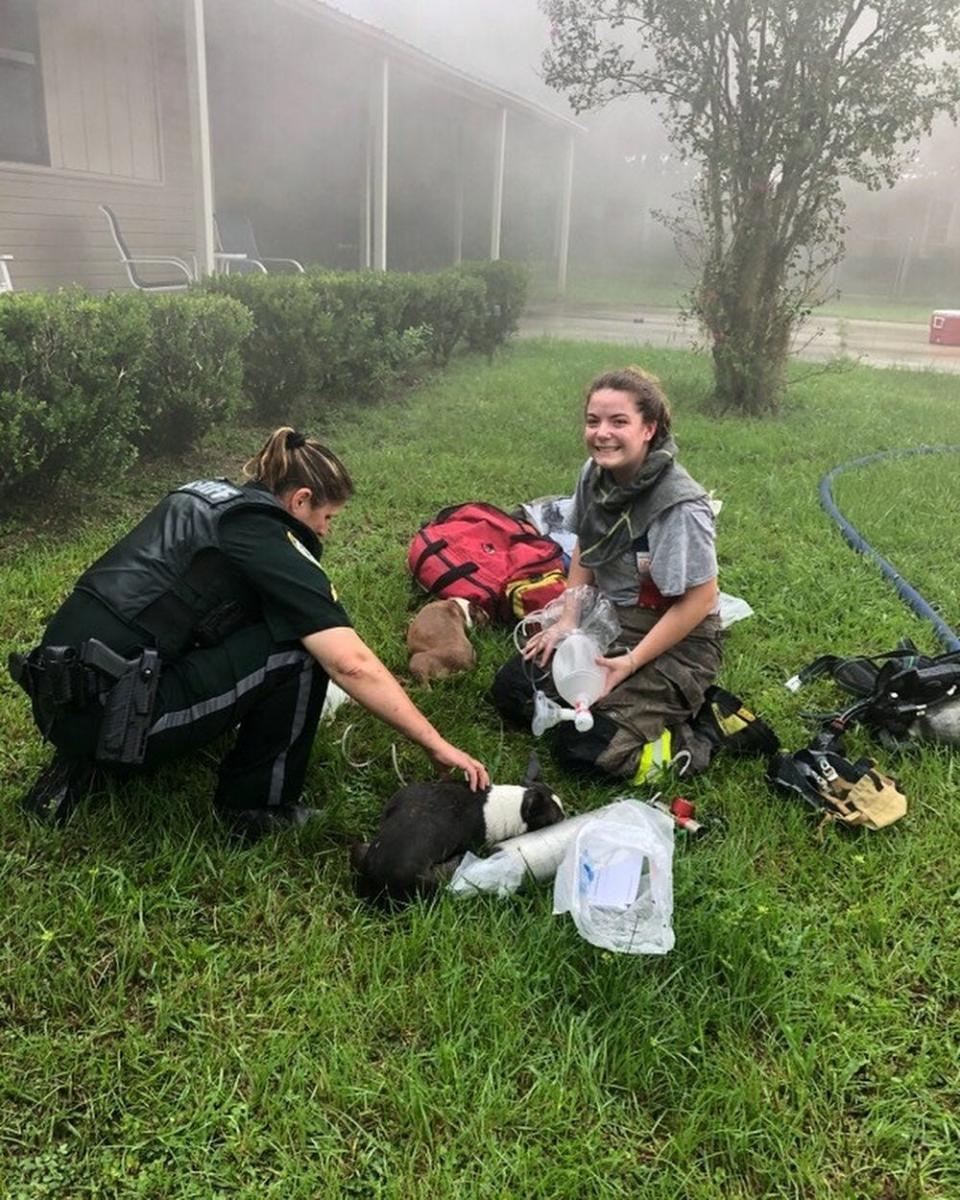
9,427 -> 487,840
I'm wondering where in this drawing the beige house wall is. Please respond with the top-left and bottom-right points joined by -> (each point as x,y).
0,0 -> 198,292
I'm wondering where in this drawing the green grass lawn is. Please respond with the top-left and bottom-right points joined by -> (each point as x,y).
529,265 -> 949,325
2,342 -> 959,1198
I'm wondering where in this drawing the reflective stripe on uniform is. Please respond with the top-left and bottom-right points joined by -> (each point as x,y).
632,729 -> 673,784
714,702 -> 755,738
268,653 -> 315,806
146,650 -> 308,736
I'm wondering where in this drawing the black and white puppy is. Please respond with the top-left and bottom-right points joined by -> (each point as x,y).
351,752 -> 564,907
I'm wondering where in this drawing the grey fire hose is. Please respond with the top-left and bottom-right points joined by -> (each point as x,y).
819,445 -> 960,653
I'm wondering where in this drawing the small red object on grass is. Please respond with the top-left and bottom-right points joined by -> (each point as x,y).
670,796 -> 696,820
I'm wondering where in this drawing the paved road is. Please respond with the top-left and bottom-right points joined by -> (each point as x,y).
519,305 -> 960,374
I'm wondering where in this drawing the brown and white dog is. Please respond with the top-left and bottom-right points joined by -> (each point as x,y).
406,597 -> 485,684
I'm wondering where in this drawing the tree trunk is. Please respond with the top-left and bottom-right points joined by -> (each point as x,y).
710,311 -> 792,414
699,196 -> 794,414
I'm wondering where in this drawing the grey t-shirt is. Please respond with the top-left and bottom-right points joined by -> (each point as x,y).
566,462 -> 719,609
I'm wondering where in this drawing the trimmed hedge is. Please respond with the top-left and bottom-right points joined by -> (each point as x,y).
0,290 -> 251,497
400,271 -> 486,366
202,263 -> 526,419
0,261 -> 528,495
134,293 -> 252,455
456,260 -> 529,356
0,290 -> 147,495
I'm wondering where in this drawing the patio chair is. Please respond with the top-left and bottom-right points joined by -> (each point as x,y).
214,210 -> 304,274
99,204 -> 194,291
0,255 -> 13,293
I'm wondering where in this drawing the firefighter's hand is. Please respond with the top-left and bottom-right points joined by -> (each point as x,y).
522,622 -> 572,668
597,650 -> 637,698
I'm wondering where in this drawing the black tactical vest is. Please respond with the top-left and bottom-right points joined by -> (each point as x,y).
75,480 -> 321,657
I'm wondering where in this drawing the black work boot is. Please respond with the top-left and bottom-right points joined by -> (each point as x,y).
691,686 -> 781,759
19,755 -> 96,827
218,804 -> 319,846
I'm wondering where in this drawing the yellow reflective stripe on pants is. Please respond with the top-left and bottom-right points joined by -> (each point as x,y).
632,729 -> 673,784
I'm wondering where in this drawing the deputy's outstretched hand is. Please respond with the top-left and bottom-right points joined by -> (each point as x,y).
428,740 -> 489,792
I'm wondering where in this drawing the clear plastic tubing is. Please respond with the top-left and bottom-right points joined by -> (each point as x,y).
552,630 -> 605,731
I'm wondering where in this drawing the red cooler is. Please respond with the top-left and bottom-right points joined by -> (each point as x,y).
929,310 -> 960,345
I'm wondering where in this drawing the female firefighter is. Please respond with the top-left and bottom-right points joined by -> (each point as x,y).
491,366 -> 724,781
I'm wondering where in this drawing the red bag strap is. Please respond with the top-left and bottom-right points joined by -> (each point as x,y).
411,534 -> 449,577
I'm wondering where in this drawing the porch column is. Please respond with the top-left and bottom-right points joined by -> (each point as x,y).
947,198 -> 960,245
490,106 -> 507,260
361,116 -> 373,268
184,0 -> 214,276
556,132 -> 575,296
453,125 -> 464,265
894,235 -> 915,298
372,55 -> 390,271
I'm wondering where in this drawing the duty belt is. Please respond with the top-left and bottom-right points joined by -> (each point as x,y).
9,639 -> 161,765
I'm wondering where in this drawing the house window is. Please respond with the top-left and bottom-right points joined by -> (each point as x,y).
0,0 -> 49,165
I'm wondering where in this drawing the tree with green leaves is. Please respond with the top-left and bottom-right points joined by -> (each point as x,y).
542,0 -> 960,413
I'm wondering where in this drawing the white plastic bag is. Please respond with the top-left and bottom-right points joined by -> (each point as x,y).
718,591 -> 754,629
522,584 -> 620,652
553,799 -> 675,955
320,681 -> 352,721
519,495 -> 578,559
448,849 -> 527,897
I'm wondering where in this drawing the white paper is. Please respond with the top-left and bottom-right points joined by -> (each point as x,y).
587,853 -> 644,909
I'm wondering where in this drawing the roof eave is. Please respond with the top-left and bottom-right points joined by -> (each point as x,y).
271,0 -> 586,134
